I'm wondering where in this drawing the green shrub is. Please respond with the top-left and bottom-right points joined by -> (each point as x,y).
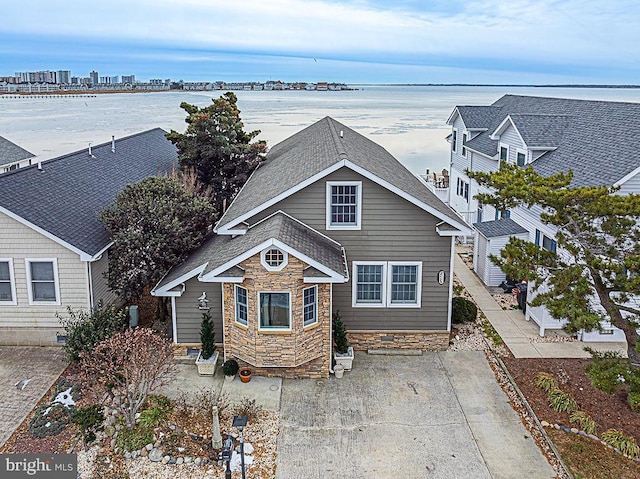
333,310 -> 349,354
71,404 -> 105,443
569,411 -> 597,435
58,303 -> 127,361
116,426 -> 154,452
584,350 -> 628,395
548,389 -> 578,414
628,391 -> 640,412
199,312 -> 216,360
534,372 -> 558,393
223,359 -> 239,377
451,296 -> 477,324
601,429 -> 640,458
138,407 -> 168,428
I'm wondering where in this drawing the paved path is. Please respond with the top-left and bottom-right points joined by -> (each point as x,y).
276,352 -> 554,479
454,252 -> 627,358
0,346 -> 68,447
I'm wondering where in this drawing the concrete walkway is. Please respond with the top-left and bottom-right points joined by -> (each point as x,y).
0,346 -> 68,447
277,352 -> 554,479
454,252 -> 628,358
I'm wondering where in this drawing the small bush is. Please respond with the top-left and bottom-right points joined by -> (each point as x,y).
452,296 -> 477,324
534,372 -> 558,393
235,397 -> 263,422
71,404 -> 105,443
116,426 -> 154,453
138,407 -> 168,428
548,389 -> 578,414
601,429 -> 640,458
333,310 -> 349,354
58,303 -> 127,361
585,350 -> 628,395
199,312 -> 215,360
628,391 -> 640,412
569,411 -> 597,435
223,359 -> 239,377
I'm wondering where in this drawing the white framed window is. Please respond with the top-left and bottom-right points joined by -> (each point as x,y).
452,129 -> 458,152
258,291 -> 291,330
352,261 -> 423,308
387,262 -> 422,308
499,144 -> 509,162
326,181 -> 362,230
260,247 -> 288,271
516,149 -> 526,167
303,285 -> 317,327
0,258 -> 17,305
462,133 -> 467,157
457,178 -> 469,201
352,262 -> 386,307
25,258 -> 60,305
235,285 -> 248,326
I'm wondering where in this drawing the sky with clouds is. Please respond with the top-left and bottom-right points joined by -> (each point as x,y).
1,0 -> 639,84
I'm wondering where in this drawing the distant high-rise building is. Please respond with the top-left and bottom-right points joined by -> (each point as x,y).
57,70 -> 71,84
89,71 -> 98,85
121,74 -> 135,84
110,75 -> 119,84
70,76 -> 79,85
100,76 -> 110,84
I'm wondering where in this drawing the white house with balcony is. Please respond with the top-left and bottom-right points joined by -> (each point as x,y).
442,94 -> 640,342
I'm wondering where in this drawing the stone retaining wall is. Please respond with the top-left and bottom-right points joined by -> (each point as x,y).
347,330 -> 450,351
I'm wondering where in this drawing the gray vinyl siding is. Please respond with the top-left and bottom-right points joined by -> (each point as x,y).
174,278 -> 223,343
500,125 -> 525,164
470,152 -> 499,173
90,250 -> 118,307
246,167 -> 452,331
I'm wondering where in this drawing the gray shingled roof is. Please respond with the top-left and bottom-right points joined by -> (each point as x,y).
0,129 -> 178,257
217,117 -> 465,230
454,95 -> 640,187
0,136 -> 34,167
155,212 -> 346,290
508,114 -> 569,148
474,218 -> 528,238
455,106 -> 500,129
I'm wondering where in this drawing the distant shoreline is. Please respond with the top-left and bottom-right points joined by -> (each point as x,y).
364,83 -> 640,89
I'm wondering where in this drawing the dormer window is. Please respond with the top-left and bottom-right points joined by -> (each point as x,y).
516,150 -> 526,167
499,145 -> 509,162
462,133 -> 467,157
326,181 -> 362,230
261,247 -> 288,271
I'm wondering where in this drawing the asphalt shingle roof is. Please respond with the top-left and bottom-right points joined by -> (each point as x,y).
453,95 -> 640,187
0,136 -> 34,167
218,117 -> 465,230
0,129 -> 178,257
155,212 -> 346,290
474,218 -> 528,238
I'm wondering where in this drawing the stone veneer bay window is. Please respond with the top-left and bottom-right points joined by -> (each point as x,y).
259,292 -> 291,330
303,285 -> 317,327
235,285 -> 248,326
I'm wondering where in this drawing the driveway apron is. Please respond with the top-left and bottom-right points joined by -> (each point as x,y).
277,351 -> 554,479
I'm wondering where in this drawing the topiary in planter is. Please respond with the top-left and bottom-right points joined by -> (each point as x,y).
222,359 -> 239,377
333,310 -> 349,355
451,296 -> 477,324
199,312 -> 215,360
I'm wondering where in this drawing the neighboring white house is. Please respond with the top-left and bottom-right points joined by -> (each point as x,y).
442,95 -> 640,342
0,136 -> 36,173
0,129 -> 178,345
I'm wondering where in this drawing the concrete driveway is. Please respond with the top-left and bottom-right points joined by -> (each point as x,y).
277,351 -> 554,479
0,346 -> 68,447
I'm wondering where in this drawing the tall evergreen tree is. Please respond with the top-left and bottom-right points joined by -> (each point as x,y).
468,164 -> 640,364
166,92 -> 267,215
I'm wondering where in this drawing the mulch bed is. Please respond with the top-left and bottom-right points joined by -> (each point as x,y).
503,357 -> 640,442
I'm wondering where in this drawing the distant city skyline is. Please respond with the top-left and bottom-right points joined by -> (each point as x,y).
1,1 -> 639,85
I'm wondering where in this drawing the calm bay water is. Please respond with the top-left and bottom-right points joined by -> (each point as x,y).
2,85 -> 640,174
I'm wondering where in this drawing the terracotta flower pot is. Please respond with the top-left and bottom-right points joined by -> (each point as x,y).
239,368 -> 252,383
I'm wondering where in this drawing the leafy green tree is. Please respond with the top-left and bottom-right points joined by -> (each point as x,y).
100,175 -> 215,301
468,164 -> 640,363
166,92 -> 267,215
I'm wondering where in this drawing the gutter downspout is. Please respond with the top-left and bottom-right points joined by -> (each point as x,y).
87,261 -> 95,309
329,282 -> 334,375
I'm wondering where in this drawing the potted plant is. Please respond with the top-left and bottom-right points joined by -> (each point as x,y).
333,310 -> 354,371
222,359 -> 239,382
239,367 -> 252,383
195,312 -> 219,376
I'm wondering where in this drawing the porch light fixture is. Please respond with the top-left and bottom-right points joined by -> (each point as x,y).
197,291 -> 210,310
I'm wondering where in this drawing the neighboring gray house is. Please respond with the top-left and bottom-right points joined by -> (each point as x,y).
0,129 -> 178,345
444,95 -> 640,342
0,136 -> 36,172
153,117 -> 472,378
